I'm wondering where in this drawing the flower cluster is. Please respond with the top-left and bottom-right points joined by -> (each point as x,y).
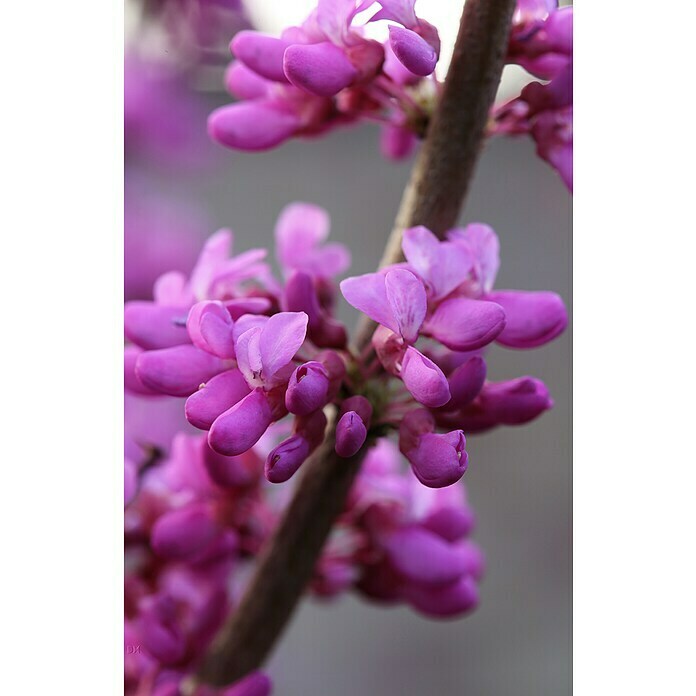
126,204 -> 566,490
341,222 -> 567,486
209,0 -> 440,157
124,203 -> 566,689
207,0 -> 573,185
125,428 -> 274,695
312,439 -> 483,617
492,0 -> 573,189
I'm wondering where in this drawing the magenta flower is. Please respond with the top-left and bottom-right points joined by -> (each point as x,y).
275,202 -> 350,280
492,2 -> 573,189
209,0 -> 440,154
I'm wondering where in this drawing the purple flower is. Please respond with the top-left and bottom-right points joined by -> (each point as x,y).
275,202 -> 350,280
209,0 -> 440,155
492,3 -> 573,189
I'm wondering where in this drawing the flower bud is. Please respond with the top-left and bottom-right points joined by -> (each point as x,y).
486,290 -> 568,348
400,410 -> 467,488
285,361 -> 330,415
124,302 -> 190,350
225,61 -> 272,100
231,31 -> 291,83
151,504 -> 219,561
422,506 -> 476,542
479,377 -> 553,424
388,25 -> 438,76
335,396 -> 372,458
445,356 -> 487,409
208,388 -> 273,456
403,574 -> 480,618
208,102 -> 300,152
284,42 -> 358,97
265,435 -> 310,484
383,526 -> 472,586
265,410 -> 327,483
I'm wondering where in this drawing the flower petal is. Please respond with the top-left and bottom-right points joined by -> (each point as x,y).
388,26 -> 438,76
384,268 -> 426,343
231,31 -> 292,83
185,369 -> 251,430
284,42 -> 358,97
208,388 -> 273,456
124,302 -> 190,350
383,526 -> 469,585
340,273 -> 398,333
488,290 -> 567,348
402,226 -> 472,300
259,312 -> 309,380
208,102 -> 300,152
400,346 -> 451,408
135,345 -> 223,397
425,297 -> 506,351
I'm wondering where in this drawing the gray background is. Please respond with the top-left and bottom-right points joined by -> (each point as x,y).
143,116 -> 571,695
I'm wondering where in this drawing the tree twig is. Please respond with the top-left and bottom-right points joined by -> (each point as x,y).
196,0 -> 516,685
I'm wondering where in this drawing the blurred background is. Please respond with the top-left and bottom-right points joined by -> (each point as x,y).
125,2 -> 571,693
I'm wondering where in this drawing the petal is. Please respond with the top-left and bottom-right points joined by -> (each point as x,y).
124,302 -> 190,350
135,345 -> 223,397
388,26 -> 438,76
259,312 -> 309,380
403,574 -> 479,618
186,301 -> 235,358
400,346 -> 451,408
208,102 -> 300,152
402,226 -> 472,300
383,526 -> 469,585
185,369 -> 251,430
340,273 -> 398,333
151,505 -> 219,560
447,223 -> 500,294
235,326 -> 264,388
124,345 -> 158,395
488,290 -> 567,348
231,31 -> 292,83
446,356 -> 487,409
189,229 -> 233,301
384,268 -> 427,343
479,377 -> 553,424
208,388 -> 274,456
275,202 -> 330,270
283,42 -> 358,97
224,61 -> 272,99
425,297 -> 506,351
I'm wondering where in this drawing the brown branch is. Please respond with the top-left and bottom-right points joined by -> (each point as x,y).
196,0 -> 516,686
